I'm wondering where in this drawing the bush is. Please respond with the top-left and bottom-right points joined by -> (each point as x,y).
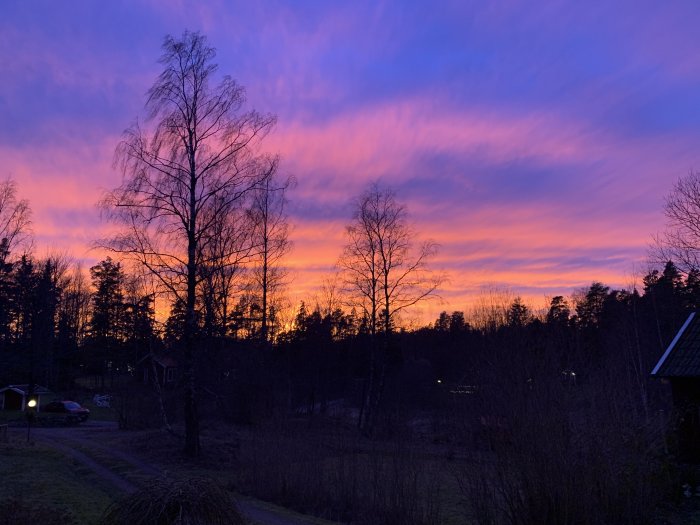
99,477 -> 245,525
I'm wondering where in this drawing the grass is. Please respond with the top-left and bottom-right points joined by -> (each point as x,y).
0,410 -> 472,525
0,409 -> 24,424
70,443 -> 155,488
77,400 -> 117,422
0,436 -> 115,524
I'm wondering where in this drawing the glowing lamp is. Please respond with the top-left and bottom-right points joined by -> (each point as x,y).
27,399 -> 36,408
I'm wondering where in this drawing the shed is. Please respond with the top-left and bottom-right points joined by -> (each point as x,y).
138,353 -> 180,388
652,311 -> 700,461
0,384 -> 52,411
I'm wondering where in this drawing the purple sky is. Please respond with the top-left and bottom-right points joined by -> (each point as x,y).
2,1 -> 700,322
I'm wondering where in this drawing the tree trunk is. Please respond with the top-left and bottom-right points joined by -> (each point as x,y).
261,235 -> 268,344
183,161 -> 200,458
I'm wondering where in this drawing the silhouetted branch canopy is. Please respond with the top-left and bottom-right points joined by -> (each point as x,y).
99,31 -> 276,303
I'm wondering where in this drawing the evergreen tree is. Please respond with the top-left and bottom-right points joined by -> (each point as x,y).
575,282 -> 610,328
87,257 -> 127,386
507,297 -> 531,328
546,296 -> 570,325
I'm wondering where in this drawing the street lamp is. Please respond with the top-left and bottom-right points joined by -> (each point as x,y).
26,397 -> 37,443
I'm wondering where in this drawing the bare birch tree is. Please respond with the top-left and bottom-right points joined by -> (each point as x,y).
199,194 -> 253,339
341,183 -> 439,336
249,157 -> 294,344
340,182 -> 440,433
100,31 -> 276,457
655,171 -> 700,271
0,177 -> 31,262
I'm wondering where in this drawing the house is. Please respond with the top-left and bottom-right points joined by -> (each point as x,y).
651,311 -> 700,461
138,353 -> 179,388
0,384 -> 52,411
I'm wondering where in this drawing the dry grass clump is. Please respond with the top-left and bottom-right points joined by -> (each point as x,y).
99,477 -> 244,525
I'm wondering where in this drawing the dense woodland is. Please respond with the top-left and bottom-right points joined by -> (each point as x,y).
0,249 -> 692,412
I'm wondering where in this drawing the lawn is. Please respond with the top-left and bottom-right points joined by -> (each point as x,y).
0,436 -> 115,524
0,409 -> 24,424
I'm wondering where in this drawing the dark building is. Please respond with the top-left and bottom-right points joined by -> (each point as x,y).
138,353 -> 179,388
0,384 -> 52,411
652,312 -> 700,461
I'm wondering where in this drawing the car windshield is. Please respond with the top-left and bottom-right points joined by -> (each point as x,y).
64,402 -> 81,409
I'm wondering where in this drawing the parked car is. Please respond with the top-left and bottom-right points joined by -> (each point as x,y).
42,400 -> 90,424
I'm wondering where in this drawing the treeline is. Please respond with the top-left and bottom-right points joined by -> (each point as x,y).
0,254 -> 152,390
1,250 -> 688,425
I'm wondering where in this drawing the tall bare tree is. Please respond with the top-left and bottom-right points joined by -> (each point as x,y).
100,31 -> 276,457
199,194 -> 253,339
341,183 -> 439,337
656,171 -> 700,270
0,177 -> 31,262
340,182 -> 440,432
249,157 -> 294,344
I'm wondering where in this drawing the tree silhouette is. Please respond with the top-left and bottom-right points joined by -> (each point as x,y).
507,297 -> 531,328
656,171 -> 700,270
100,31 -> 276,457
546,295 -> 570,325
0,177 -> 31,260
86,258 -> 127,388
249,159 -> 293,344
341,183 -> 439,339
339,182 -> 440,433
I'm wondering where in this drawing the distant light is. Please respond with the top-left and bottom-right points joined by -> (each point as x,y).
437,379 -> 442,384
27,399 -> 37,408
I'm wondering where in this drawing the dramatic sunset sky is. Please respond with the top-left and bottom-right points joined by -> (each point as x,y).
3,1 -> 700,323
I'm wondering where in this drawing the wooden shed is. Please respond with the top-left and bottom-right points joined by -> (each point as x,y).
138,353 -> 179,388
0,384 -> 51,411
652,312 -> 700,461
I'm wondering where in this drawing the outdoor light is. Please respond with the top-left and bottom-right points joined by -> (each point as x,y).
26,397 -> 37,443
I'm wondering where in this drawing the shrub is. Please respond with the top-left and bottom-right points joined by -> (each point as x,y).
99,477 -> 244,525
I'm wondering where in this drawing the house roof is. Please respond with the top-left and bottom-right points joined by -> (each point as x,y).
652,312 -> 700,377
153,355 -> 178,368
0,384 -> 52,396
136,353 -> 179,368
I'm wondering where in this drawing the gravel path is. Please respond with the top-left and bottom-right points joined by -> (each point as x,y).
10,423 -> 334,525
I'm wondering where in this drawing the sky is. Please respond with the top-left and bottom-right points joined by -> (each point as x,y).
2,0 -> 700,324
